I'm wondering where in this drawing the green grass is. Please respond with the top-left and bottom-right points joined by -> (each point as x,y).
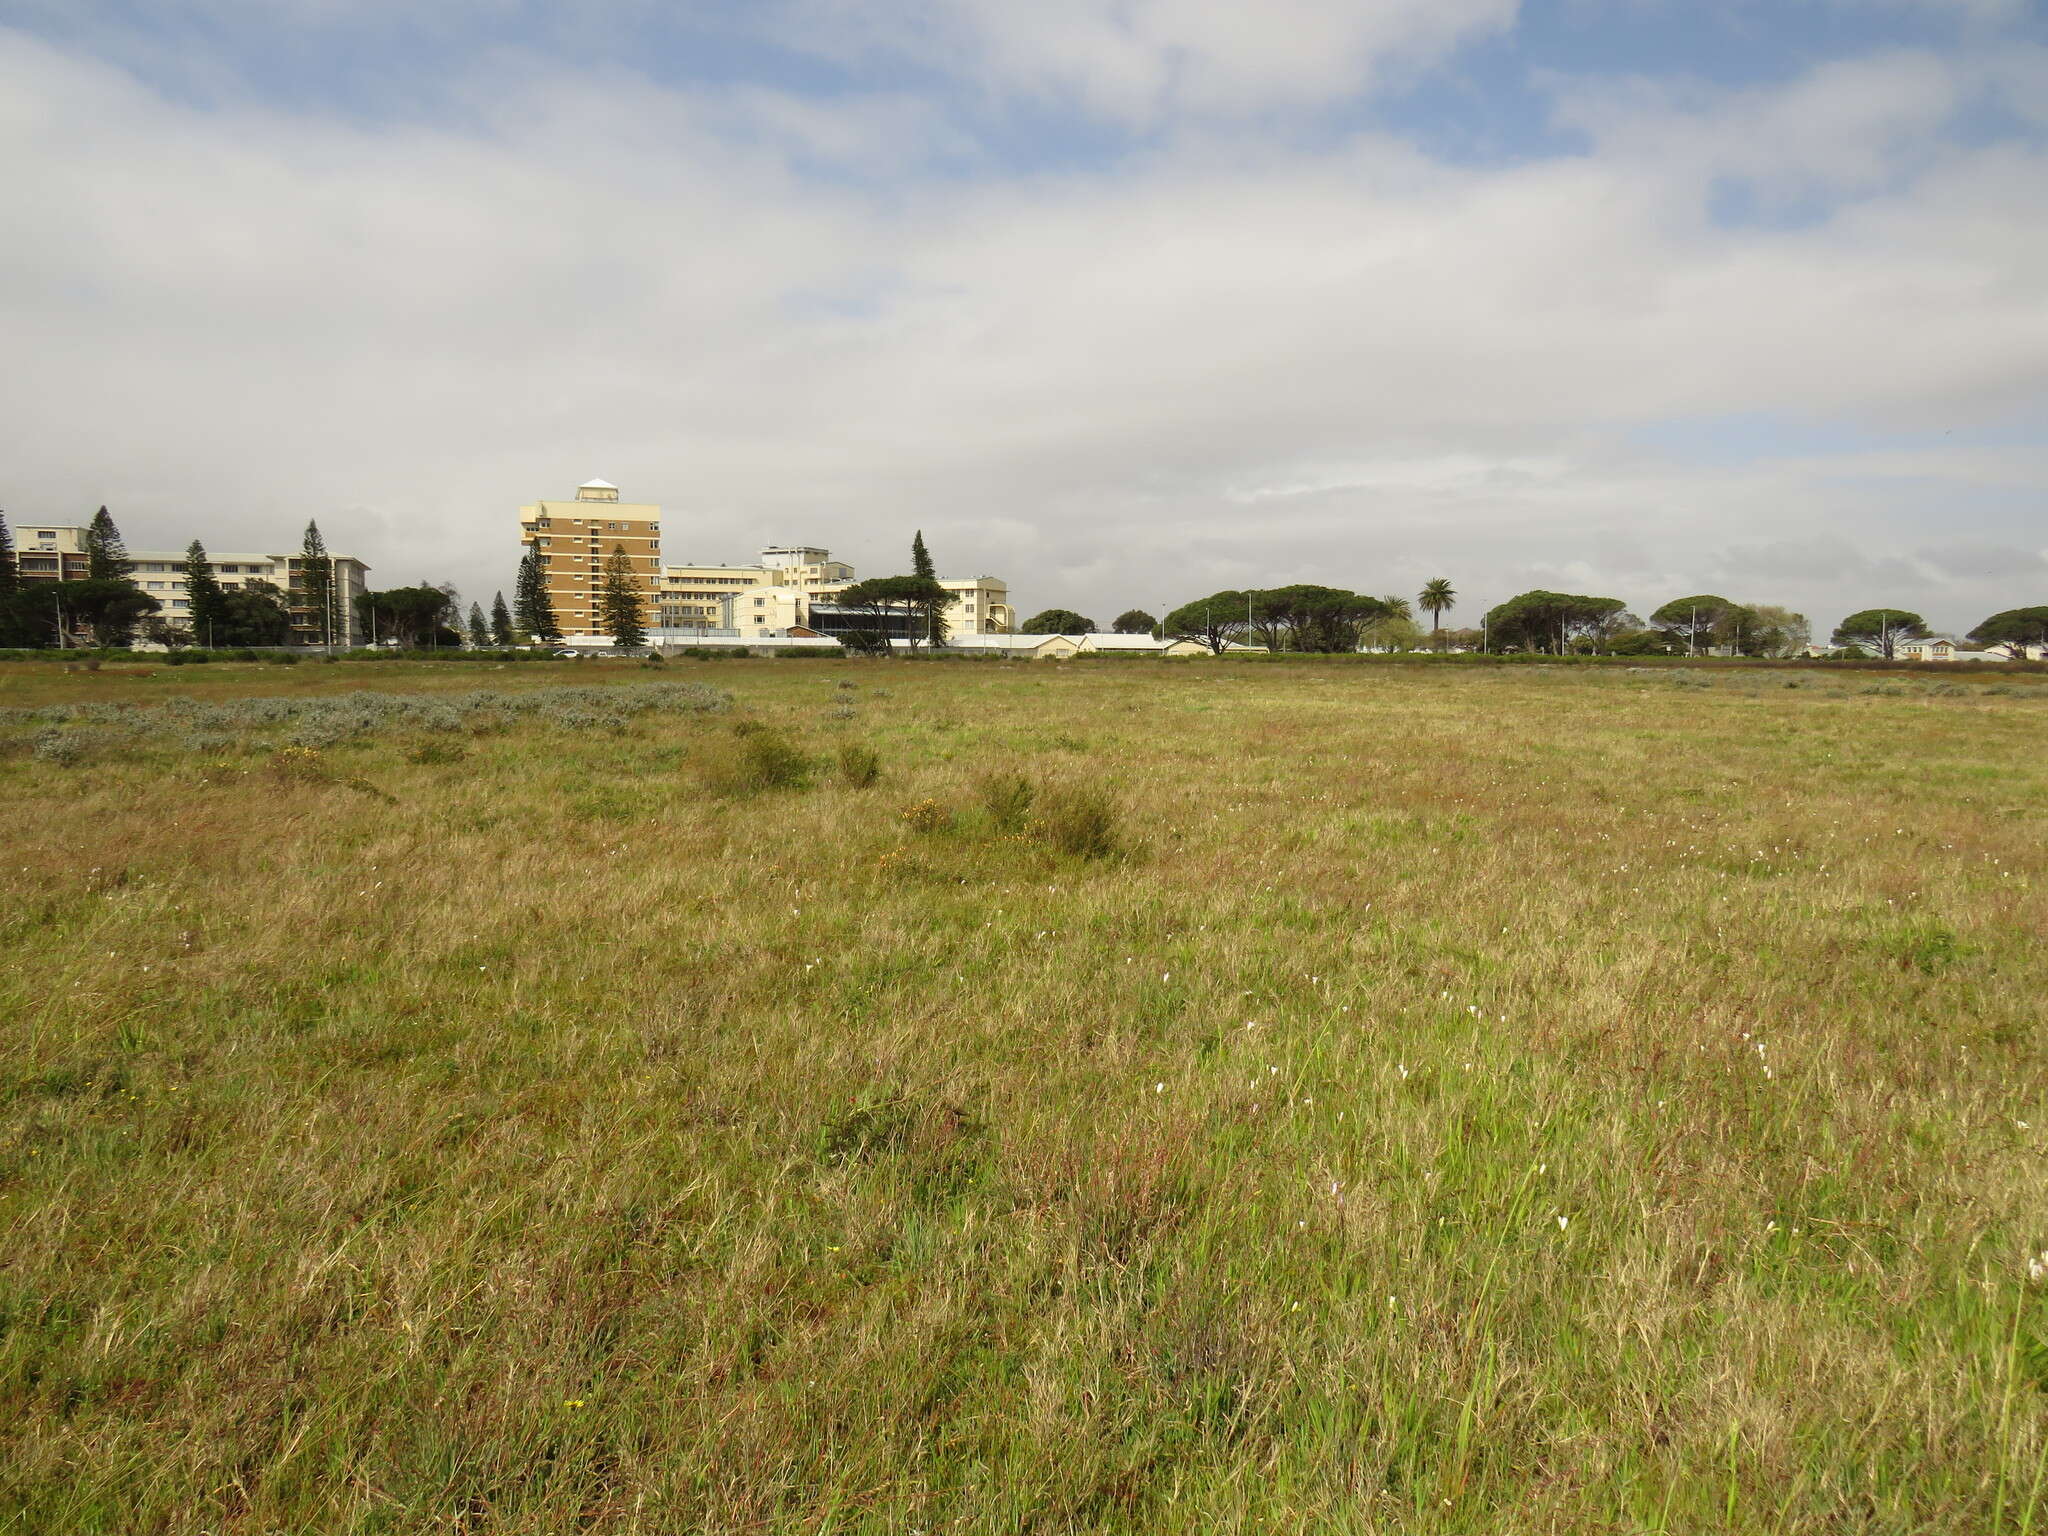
4,656 -> 2048,1533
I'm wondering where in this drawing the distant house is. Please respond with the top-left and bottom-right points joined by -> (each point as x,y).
1896,636 -> 2010,663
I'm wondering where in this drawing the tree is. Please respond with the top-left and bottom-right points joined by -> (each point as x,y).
1483,590 -> 1630,653
1251,585 -> 1391,653
468,602 -> 491,648
906,533 -> 949,646
357,586 -> 457,647
298,521 -> 334,648
0,579 -> 157,649
1968,607 -> 2048,660
84,507 -> 134,582
1112,609 -> 1158,635
1831,608 -> 1928,660
1418,578 -> 1456,646
1744,605 -> 1810,658
490,590 -> 514,646
1163,591 -> 1250,654
1649,595 -> 1746,657
1021,608 -> 1096,634
838,574 -> 954,649
215,580 -> 295,647
183,541 -> 228,647
598,544 -> 648,650
513,547 -> 562,643
1359,613 -> 1424,652
0,512 -> 15,597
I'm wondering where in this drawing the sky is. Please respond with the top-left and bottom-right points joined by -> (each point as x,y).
1,0 -> 2045,636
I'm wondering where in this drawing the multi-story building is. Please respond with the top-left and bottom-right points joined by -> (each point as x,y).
14,523 -> 371,646
517,481 -> 1013,644
517,480 -> 661,638
654,544 -> 1013,640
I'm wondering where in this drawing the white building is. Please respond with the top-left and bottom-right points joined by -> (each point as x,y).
14,523 -> 371,646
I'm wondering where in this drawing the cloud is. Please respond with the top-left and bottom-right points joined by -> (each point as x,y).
0,19 -> 2043,636
783,0 -> 1521,122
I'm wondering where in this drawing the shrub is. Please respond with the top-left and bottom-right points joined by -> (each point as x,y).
837,743 -> 881,788
901,798 -> 951,833
976,770 -> 1036,833
31,728 -> 81,766
708,726 -> 810,795
404,740 -> 469,765
1033,783 -> 1122,859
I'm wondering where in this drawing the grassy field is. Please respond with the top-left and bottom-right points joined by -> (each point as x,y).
4,655 -> 2048,1534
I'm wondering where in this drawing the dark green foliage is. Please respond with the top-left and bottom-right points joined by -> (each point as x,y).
1831,609 -> 1929,660
838,574 -> 954,649
1483,590 -> 1633,653
214,581 -> 295,647
1968,607 -> 2048,659
0,580 -> 158,650
1162,592 -> 1249,653
356,586 -> 456,648
490,591 -> 513,647
1418,578 -> 1456,640
0,511 -> 15,596
467,602 -> 489,648
1649,595 -> 1755,655
598,545 -> 647,650
911,530 -> 935,580
182,541 -> 228,647
83,507 -> 133,582
1112,609 -> 1157,635
513,547 -> 562,644
1250,585 -> 1393,653
297,521 -> 334,647
710,724 -> 811,795
1021,608 -> 1096,635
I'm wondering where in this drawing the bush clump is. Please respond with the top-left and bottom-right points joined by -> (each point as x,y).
1033,783 -> 1123,859
837,744 -> 881,788
976,771 -> 1036,833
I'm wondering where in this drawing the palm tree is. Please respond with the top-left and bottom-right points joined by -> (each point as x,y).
1418,578 -> 1456,648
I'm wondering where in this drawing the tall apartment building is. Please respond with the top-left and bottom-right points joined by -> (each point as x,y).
516,480 -> 660,638
14,523 -> 371,646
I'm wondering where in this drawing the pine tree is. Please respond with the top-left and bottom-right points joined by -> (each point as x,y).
299,521 -> 333,648
468,602 -> 490,648
908,530 -> 947,646
84,507 -> 134,581
490,590 -> 513,646
0,511 -> 16,596
597,545 -> 647,650
514,548 -> 561,643
182,540 -> 227,647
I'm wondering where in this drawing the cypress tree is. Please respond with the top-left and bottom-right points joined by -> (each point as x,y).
911,530 -> 935,579
0,511 -> 16,596
597,545 -> 647,650
490,590 -> 513,646
84,507 -> 134,581
183,540 -> 227,647
299,521 -> 333,648
467,602 -> 490,648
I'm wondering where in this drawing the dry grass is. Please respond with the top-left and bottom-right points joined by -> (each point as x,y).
4,656 -> 2048,1533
